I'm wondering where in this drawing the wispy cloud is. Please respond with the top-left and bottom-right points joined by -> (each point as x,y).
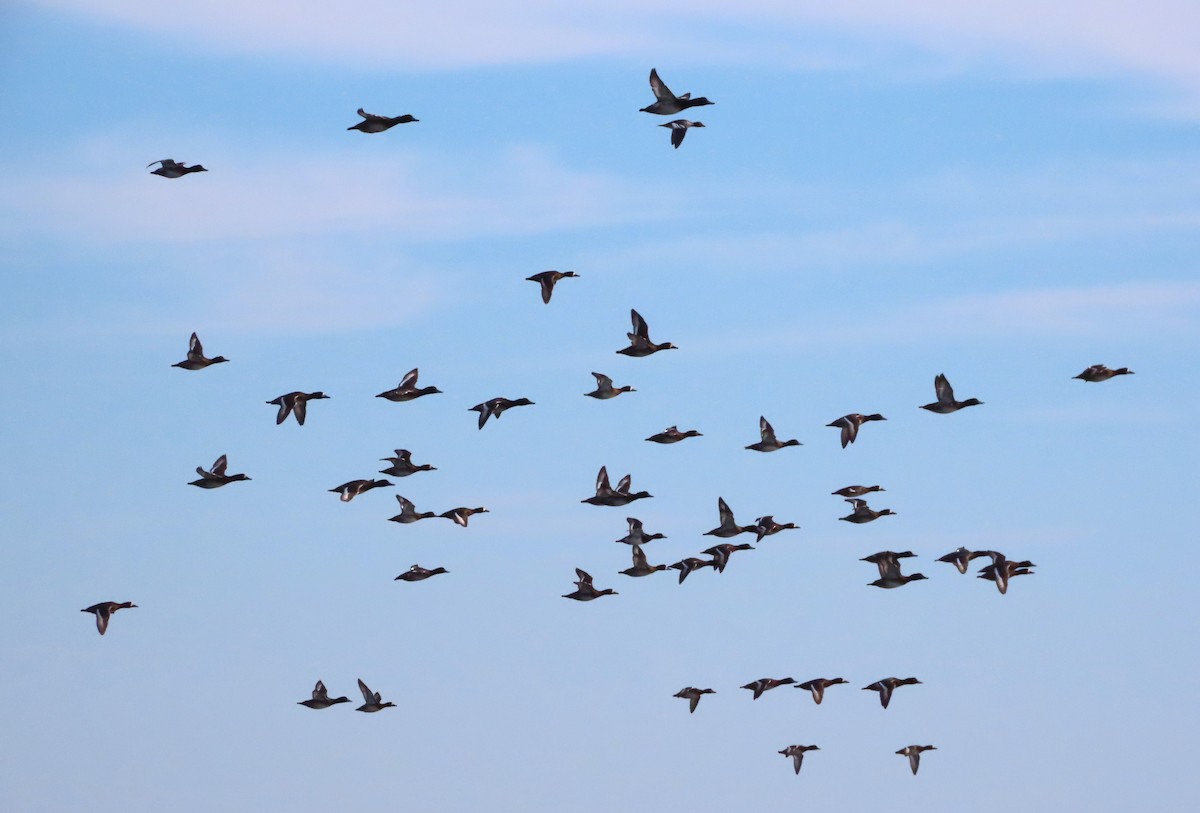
0,141 -> 675,246
30,1 -> 1200,101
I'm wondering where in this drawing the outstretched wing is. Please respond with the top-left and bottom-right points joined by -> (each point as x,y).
934,374 -> 955,405
648,68 -> 675,102
400,368 -> 419,389
630,309 -> 650,340
211,454 -> 228,477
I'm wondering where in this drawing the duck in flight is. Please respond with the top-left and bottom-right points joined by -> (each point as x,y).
1074,364 -> 1134,382
298,680 -> 350,709
839,498 -> 896,524
620,544 -> 670,578
582,466 -> 652,507
827,413 -> 886,447
469,397 -> 534,429
267,391 -> 329,426
645,426 -> 701,444
779,745 -> 819,775
704,497 -> 757,538
189,454 -> 250,489
355,679 -> 395,712
376,368 -> 441,402
674,686 -> 715,713
617,309 -> 677,357
329,479 -> 393,502
378,449 -> 436,478
745,416 -> 801,452
863,677 -> 921,709
347,108 -> 418,133
897,745 -> 937,775
172,332 -> 227,370
148,159 -> 206,178
660,119 -> 705,148
920,374 -> 983,414
640,68 -> 714,115
795,677 -> 849,705
388,495 -> 437,524
752,515 -> 798,542
81,601 -> 137,636
584,372 -> 635,400
526,270 -> 578,303
394,564 -> 449,582
562,568 -> 618,601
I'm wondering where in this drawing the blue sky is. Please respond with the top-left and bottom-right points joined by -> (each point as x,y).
1,2 -> 1197,811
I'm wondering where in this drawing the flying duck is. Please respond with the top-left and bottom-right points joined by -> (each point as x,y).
469,397 -> 534,429
832,485 -> 885,497
355,679 -> 395,712
581,466 -> 652,506
669,556 -> 716,584
779,745 -> 820,775
298,680 -> 350,709
704,497 -> 757,538
742,677 -> 796,700
703,542 -> 755,573
920,373 -> 983,413
439,506 -> 489,527
745,416 -> 801,452
614,517 -> 666,545
640,68 -> 714,115
267,391 -> 329,426
645,426 -> 702,443
347,109 -> 418,133
936,546 -> 989,574
1074,364 -> 1134,382
376,368 -> 442,402
81,601 -> 137,636
620,544 -> 670,577
827,413 -> 886,447
526,270 -> 578,303
795,678 -> 849,705
617,309 -> 677,357
839,498 -> 896,524
378,449 -> 436,478
674,686 -> 715,713
659,119 -> 705,148
897,745 -> 937,775
329,479 -> 393,502
562,568 -> 618,601
394,564 -> 449,582
172,332 -> 227,370
189,454 -> 250,489
752,515 -> 798,542
863,677 -> 921,709
585,372 -> 635,399
388,495 -> 436,524
147,159 -> 206,178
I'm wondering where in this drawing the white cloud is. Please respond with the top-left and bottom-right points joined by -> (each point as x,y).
28,0 -> 1200,98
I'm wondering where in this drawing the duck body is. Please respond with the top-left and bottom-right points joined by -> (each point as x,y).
659,119 -> 705,148
832,485 -> 884,497
378,449 -> 436,478
581,466 -> 652,506
746,416 -> 801,452
704,497 -> 757,538
469,397 -> 534,429
863,677 -> 921,709
616,309 -> 677,356
614,517 -> 665,545
640,68 -> 714,115
355,679 -> 395,712
920,373 -> 983,413
585,372 -> 635,399
669,557 -> 716,584
703,542 -> 755,573
172,332 -> 227,370
329,479 -> 393,502
388,495 -> 436,523
526,270 -> 578,303
189,454 -> 250,489
897,745 -> 936,774
753,515 -> 798,542
148,159 -> 206,178
1074,364 -> 1134,382
562,568 -> 617,600
82,601 -> 137,636
298,680 -> 350,709
742,677 -> 796,700
796,677 -> 848,705
779,744 -> 819,775
439,506 -> 489,527
348,108 -> 418,132
839,498 -> 896,524
645,426 -> 701,443
674,686 -> 715,713
620,544 -> 669,577
376,368 -> 441,402
267,391 -> 329,426
827,413 -> 886,447
395,564 -> 449,582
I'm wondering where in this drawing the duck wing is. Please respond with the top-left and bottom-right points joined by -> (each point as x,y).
759,416 -> 777,444
615,474 -> 632,494
591,372 -> 613,389
630,309 -> 650,340
648,68 -> 676,102
210,455 -> 228,477
595,466 -> 611,494
934,374 -> 955,405
187,332 -> 204,360
670,124 -> 686,148
399,368 -> 419,389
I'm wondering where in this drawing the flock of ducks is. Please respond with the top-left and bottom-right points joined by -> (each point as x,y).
87,71 -> 1137,780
